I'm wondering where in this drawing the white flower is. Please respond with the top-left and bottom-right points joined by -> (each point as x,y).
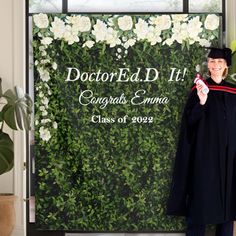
117,48 -> 122,53
39,46 -> 45,51
82,40 -> 95,48
41,59 -> 50,64
146,26 -> 162,45
92,20 -> 108,42
117,55 -> 122,59
133,19 -> 149,40
204,14 -> 219,31
105,27 -> 121,47
171,14 -> 188,23
122,36 -> 127,42
41,51 -> 47,56
66,15 -> 91,32
42,97 -> 49,106
187,16 -> 203,39
172,22 -> 189,44
63,25 -> 80,45
53,122 -> 58,129
35,120 -> 39,126
48,90 -> 52,95
42,110 -> 48,116
107,18 -> 114,27
124,39 -> 136,49
39,127 -> 51,142
39,105 -> 45,111
76,16 -> 91,32
50,17 -> 66,39
52,62 -> 57,70
35,60 -> 39,66
39,91 -> 44,98
163,38 -> 174,46
118,15 -> 133,31
33,13 -> 49,29
149,15 -> 171,31
41,37 -> 53,45
198,38 -> 211,47
41,119 -> 51,124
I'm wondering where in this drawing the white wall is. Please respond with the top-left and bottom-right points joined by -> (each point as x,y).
226,0 -> 236,46
0,1 -> 235,236
0,0 -> 26,235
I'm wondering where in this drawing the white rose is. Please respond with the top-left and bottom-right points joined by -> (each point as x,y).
41,119 -> 51,124
149,15 -> 171,30
172,22 -> 188,44
198,38 -> 211,47
63,25 -> 79,45
66,15 -> 80,25
35,120 -> 39,126
52,62 -> 57,70
77,16 -> 91,32
42,110 -> 48,116
33,13 -> 49,29
66,15 -> 91,32
38,67 -> 50,82
42,97 -> 49,106
41,51 -> 47,56
39,106 -> 45,111
124,39 -> 136,49
171,14 -> 188,23
41,59 -> 50,64
163,38 -> 174,46
39,91 -> 44,98
107,18 -> 114,27
187,16 -> 203,39
105,28 -> 121,48
39,46 -> 45,51
92,20 -> 108,42
41,37 -> 53,45
146,26 -> 162,45
53,122 -> 58,129
204,14 -> 219,31
50,17 -> 66,39
39,127 -> 51,142
118,15 -> 133,31
82,40 -> 95,48
133,19 -> 149,40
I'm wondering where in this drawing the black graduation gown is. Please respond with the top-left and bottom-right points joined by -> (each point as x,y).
166,77 -> 236,224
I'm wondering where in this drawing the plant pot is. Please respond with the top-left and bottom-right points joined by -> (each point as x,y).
0,194 -> 16,236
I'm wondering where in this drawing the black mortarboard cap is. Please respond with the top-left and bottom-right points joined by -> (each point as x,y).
208,47 -> 232,66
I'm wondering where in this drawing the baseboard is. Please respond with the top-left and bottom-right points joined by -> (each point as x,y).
12,225 -> 25,236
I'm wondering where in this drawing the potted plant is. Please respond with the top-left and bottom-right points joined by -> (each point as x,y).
0,77 -> 32,236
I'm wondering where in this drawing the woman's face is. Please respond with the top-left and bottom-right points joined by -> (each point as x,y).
207,58 -> 227,78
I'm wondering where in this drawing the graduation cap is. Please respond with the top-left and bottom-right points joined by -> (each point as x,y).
208,47 -> 232,66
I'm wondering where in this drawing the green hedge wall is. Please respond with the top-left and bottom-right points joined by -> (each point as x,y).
33,14 -> 220,231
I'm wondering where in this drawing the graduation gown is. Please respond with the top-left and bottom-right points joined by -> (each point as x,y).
166,77 -> 236,224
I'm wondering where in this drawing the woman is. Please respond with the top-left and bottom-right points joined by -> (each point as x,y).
167,47 -> 236,236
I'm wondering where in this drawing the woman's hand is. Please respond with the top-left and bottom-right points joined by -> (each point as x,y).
196,84 -> 208,105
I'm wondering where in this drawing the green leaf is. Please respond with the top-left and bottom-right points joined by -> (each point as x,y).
230,40 -> 236,53
1,87 -> 32,130
0,131 -> 14,175
2,104 -> 17,130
